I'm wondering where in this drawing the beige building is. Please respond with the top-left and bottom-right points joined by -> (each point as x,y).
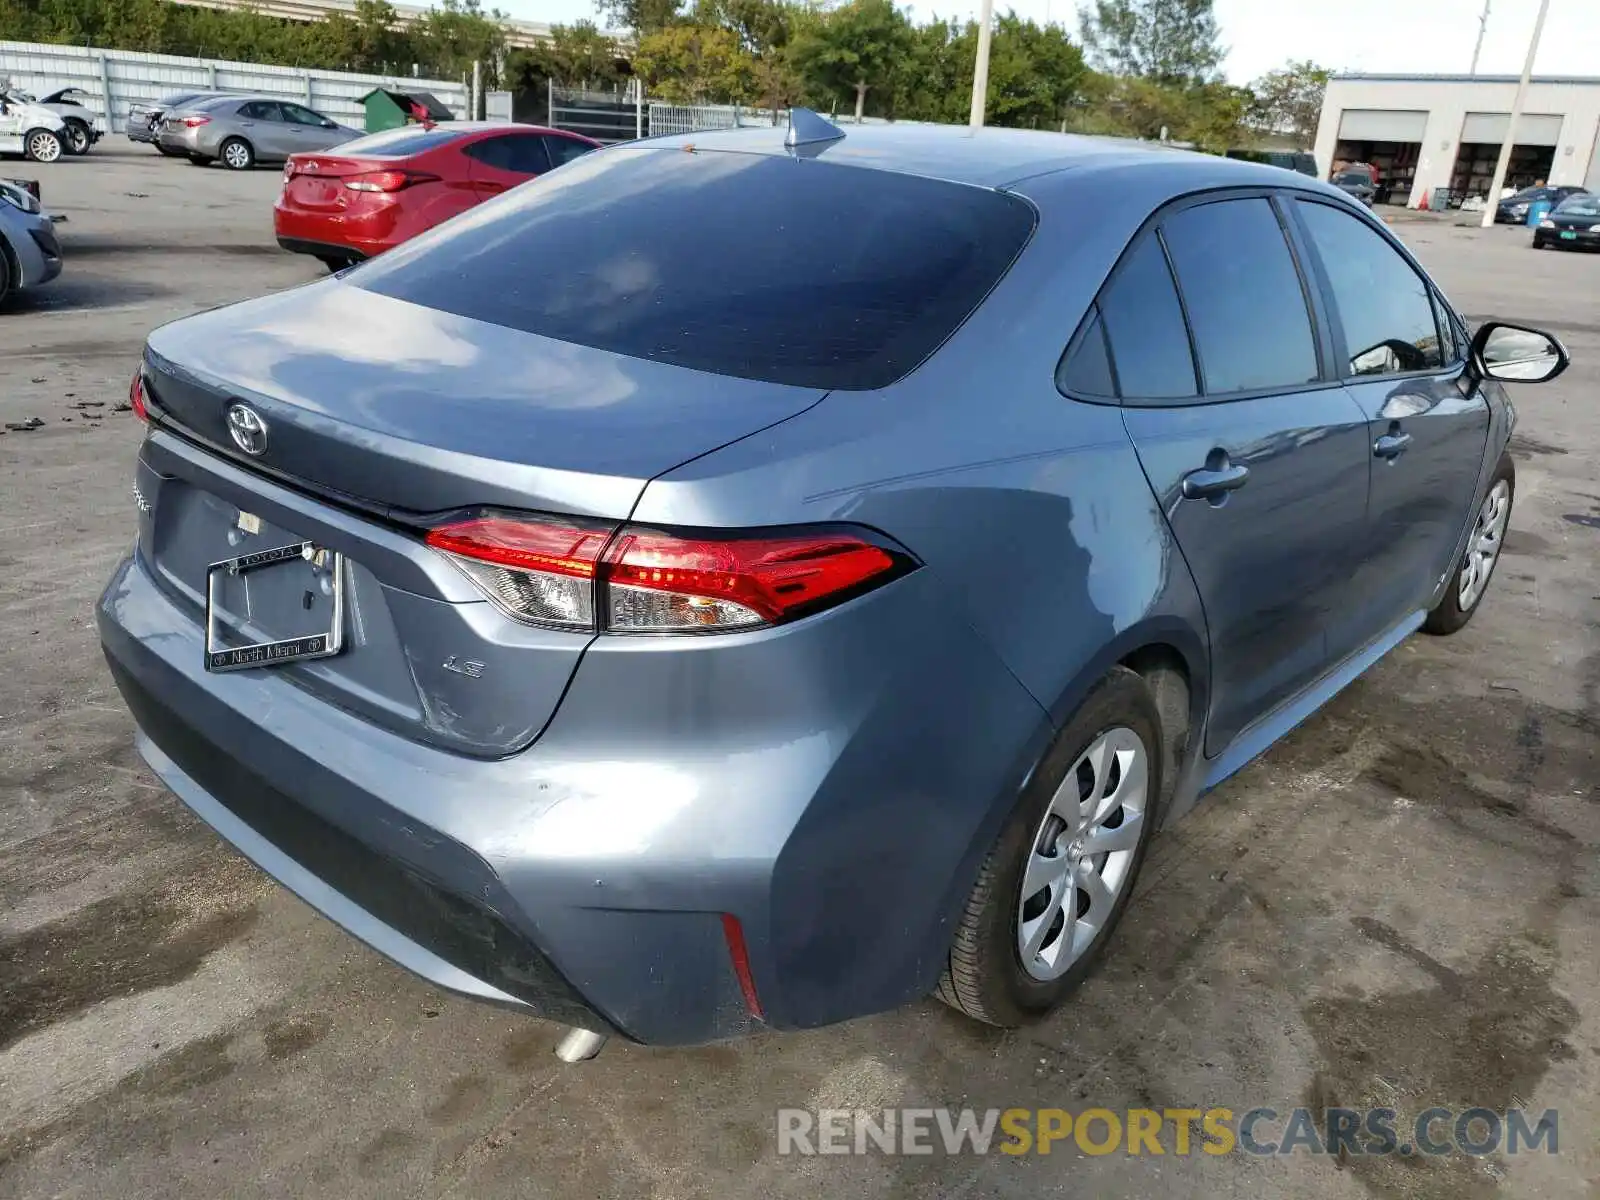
1313,73 -> 1600,208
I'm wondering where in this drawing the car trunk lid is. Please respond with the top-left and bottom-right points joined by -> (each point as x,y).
136,281 -> 828,755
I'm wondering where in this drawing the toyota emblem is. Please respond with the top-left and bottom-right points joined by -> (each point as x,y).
226,403 -> 268,456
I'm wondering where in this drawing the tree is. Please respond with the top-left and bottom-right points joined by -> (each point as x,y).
415,0 -> 509,84
593,0 -> 682,36
634,23 -> 754,102
791,0 -> 911,121
1247,59 -> 1328,146
1078,0 -> 1224,87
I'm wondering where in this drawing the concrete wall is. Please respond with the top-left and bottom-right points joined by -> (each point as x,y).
1314,75 -> 1600,208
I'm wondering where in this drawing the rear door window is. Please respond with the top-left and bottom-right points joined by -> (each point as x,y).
543,135 -> 594,167
1295,200 -> 1443,377
355,148 -> 1037,390
1092,235 -> 1197,399
1161,198 -> 1321,395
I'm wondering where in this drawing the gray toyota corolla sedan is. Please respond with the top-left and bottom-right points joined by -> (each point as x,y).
98,114 -> 1568,1054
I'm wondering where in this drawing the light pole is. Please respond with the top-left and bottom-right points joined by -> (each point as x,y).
968,0 -> 994,129
1480,0 -> 1550,227
1470,0 -> 1491,74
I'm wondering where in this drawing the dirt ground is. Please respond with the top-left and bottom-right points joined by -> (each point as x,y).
0,149 -> 1596,1200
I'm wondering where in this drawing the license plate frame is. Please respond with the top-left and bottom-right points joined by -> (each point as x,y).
204,541 -> 345,673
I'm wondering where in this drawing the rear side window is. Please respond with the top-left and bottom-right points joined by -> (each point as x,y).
1094,235 -> 1197,399
544,135 -> 594,167
1056,310 -> 1116,397
1161,198 -> 1320,395
336,125 -> 471,157
1296,201 -> 1443,377
355,148 -> 1037,390
464,134 -> 550,175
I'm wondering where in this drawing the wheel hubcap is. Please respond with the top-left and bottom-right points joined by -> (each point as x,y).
1016,726 -> 1149,982
29,133 -> 58,161
1458,479 -> 1510,610
226,145 -> 248,167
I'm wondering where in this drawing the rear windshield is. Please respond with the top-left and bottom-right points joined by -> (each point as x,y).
1335,172 -> 1369,184
334,125 -> 471,158
353,147 -> 1036,390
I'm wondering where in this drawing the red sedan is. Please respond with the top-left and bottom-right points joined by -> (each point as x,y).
274,122 -> 600,269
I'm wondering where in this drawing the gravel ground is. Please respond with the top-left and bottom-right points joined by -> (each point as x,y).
1,148 -> 1596,1200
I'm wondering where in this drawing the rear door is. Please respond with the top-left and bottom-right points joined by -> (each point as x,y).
463,133 -> 551,198
1081,193 -> 1375,753
1289,198 -> 1490,628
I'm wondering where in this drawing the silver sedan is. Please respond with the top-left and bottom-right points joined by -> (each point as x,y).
156,95 -> 361,170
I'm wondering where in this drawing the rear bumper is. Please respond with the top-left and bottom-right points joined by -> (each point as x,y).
99,537 -> 1049,1044
277,235 -> 367,263
8,214 -> 62,287
274,200 -> 398,259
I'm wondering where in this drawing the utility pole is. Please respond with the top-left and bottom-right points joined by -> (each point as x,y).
1470,0 -> 1491,74
1480,0 -> 1550,227
968,0 -> 994,129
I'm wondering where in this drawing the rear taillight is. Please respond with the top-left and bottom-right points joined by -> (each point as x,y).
182,114 -> 210,128
129,370 -> 149,422
425,514 -> 609,631
424,512 -> 912,634
345,170 -> 438,193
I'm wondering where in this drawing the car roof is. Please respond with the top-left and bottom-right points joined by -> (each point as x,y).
637,120 -> 1322,191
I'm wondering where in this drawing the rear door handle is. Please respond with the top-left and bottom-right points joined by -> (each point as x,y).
1181,462 -> 1250,501
1374,431 -> 1413,459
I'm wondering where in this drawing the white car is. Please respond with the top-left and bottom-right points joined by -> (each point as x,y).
16,86 -> 103,156
0,93 -> 66,163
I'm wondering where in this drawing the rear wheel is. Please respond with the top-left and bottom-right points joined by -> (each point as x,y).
0,237 -> 14,309
220,138 -> 254,171
1425,454 -> 1514,636
316,254 -> 356,273
156,142 -> 185,158
187,154 -> 211,166
62,119 -> 91,156
24,129 -> 62,164
937,667 -> 1162,1027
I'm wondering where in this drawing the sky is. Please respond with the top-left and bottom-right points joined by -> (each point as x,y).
489,0 -> 1600,86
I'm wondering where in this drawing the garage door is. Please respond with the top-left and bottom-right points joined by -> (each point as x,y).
1337,110 -> 1428,142
1460,112 -> 1563,146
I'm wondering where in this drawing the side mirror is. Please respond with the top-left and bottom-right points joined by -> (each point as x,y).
1472,321 -> 1569,384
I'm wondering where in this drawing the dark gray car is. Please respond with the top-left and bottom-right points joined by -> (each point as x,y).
1331,168 -> 1376,205
98,115 -> 1569,1054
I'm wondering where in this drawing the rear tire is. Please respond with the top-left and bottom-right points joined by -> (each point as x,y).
316,255 -> 356,273
63,120 -> 91,156
0,237 -> 15,310
156,142 -> 185,157
187,154 -> 211,166
24,129 -> 62,164
937,667 -> 1163,1027
220,138 -> 255,171
1424,453 -> 1514,636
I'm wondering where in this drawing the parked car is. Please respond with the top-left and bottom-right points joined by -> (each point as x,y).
128,90 -> 226,155
0,94 -> 66,163
1532,192 -> 1600,251
1330,168 -> 1376,205
1225,148 -> 1318,177
3,85 -> 101,155
0,178 -> 63,306
157,95 -> 360,170
1496,184 -> 1587,224
99,115 -> 1569,1053
274,121 -> 601,270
